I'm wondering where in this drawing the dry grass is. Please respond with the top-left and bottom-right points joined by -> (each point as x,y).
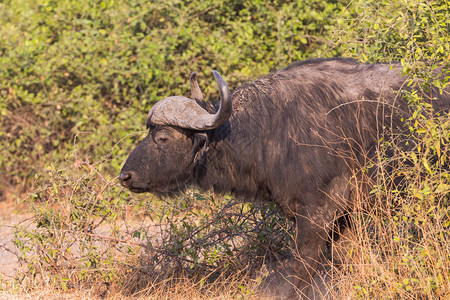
0,289 -> 97,300
327,129 -> 450,299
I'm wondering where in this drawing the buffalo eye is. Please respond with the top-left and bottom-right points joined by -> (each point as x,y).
154,130 -> 171,145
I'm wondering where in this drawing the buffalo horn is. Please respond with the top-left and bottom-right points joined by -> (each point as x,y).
146,71 -> 232,130
190,72 -> 206,108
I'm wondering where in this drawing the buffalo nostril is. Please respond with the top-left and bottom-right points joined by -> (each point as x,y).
119,172 -> 131,182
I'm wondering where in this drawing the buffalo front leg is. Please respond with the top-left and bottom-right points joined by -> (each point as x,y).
288,207 -> 335,299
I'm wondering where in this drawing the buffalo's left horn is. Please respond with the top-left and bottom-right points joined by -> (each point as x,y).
146,71 -> 232,130
190,72 -> 206,109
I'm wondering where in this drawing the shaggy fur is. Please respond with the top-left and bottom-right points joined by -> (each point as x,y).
121,58 -> 450,297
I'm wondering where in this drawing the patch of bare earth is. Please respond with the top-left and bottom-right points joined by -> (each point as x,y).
0,201 -> 29,278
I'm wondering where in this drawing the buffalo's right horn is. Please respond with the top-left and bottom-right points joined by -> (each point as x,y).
146,71 -> 232,131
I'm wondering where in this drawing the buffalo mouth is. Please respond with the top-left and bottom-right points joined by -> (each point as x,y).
119,171 -> 190,195
119,178 -> 155,193
127,187 -> 152,193
123,183 -> 184,196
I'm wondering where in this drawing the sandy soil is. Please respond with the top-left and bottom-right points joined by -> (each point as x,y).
0,201 -> 27,277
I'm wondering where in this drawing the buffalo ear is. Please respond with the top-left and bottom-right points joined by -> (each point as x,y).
192,132 -> 209,165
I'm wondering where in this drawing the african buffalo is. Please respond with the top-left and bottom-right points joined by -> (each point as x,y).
120,58 -> 449,297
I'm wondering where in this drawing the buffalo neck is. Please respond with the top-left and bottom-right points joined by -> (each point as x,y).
193,119 -> 268,201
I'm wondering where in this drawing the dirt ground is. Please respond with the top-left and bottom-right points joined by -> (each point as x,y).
0,201 -> 25,278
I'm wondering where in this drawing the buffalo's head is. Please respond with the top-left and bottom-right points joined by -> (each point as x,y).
119,71 -> 231,194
